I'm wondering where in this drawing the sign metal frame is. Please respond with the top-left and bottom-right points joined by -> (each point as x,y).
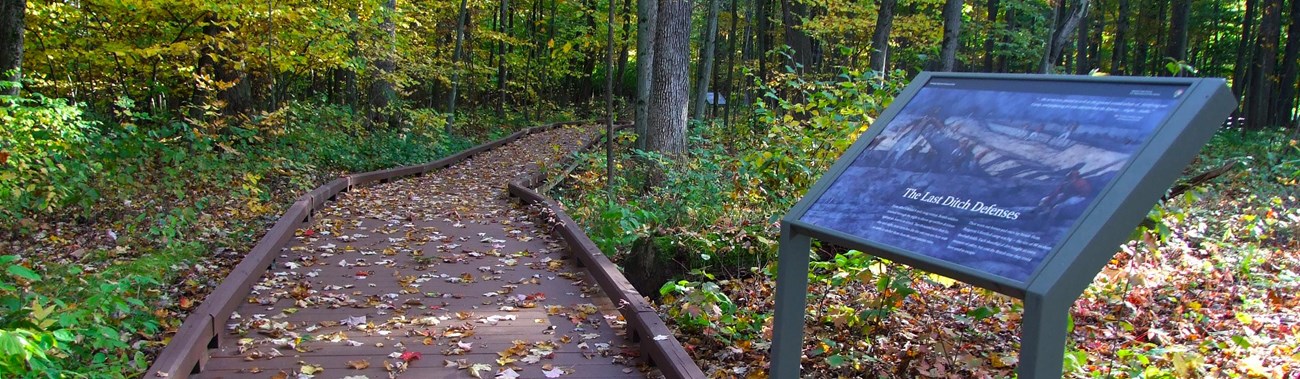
769,72 -> 1236,378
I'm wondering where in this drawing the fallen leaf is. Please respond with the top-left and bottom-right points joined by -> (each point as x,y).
400,351 -> 422,362
542,366 -> 567,378
468,363 -> 493,379
347,360 -> 370,369
300,363 -> 323,375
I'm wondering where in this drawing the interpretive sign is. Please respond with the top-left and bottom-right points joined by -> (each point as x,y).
800,77 -> 1188,283
770,73 -> 1235,379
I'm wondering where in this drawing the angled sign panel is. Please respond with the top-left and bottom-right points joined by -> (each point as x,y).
798,76 -> 1187,284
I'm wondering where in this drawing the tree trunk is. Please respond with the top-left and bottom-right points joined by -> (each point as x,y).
1272,0 -> 1299,126
497,0 -> 509,119
368,0 -> 398,129
997,6 -> 1016,72
1232,0 -> 1258,102
982,0 -> 998,72
606,0 -> 617,200
646,0 -> 691,156
871,0 -> 897,73
617,0 -> 633,96
939,0 -> 963,71
1089,0 -> 1102,70
635,0 -> 658,148
756,0 -> 771,86
0,0 -> 26,96
1246,0 -> 1282,129
1111,0 -> 1129,73
780,0 -> 815,71
448,0 -> 470,133
723,0 -> 738,126
692,0 -> 720,120
1075,1 -> 1089,74
1166,0 -> 1190,66
1041,0 -> 1088,73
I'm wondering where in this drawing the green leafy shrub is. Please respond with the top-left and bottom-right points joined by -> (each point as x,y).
0,88 -> 102,222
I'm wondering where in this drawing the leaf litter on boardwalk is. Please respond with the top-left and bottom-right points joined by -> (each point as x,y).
221,126 -> 651,378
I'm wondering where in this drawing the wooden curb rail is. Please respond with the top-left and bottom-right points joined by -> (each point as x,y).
147,121 -> 705,379
507,123 -> 707,379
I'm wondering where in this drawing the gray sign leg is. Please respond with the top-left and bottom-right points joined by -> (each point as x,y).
770,227 -> 811,378
1018,292 -> 1070,378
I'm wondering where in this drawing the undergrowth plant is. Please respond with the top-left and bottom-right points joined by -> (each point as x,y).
0,86 -> 516,377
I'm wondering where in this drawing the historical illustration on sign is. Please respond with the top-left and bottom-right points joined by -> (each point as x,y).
801,78 -> 1188,281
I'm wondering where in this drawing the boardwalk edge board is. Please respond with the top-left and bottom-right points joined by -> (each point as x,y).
149,120 -> 588,378
506,123 -> 707,379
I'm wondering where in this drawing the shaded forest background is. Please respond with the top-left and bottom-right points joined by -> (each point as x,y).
0,0 -> 1297,133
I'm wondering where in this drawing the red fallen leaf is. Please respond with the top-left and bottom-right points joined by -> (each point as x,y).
0,151 -> 8,166
303,229 -> 315,237
179,296 -> 194,310
399,351 -> 422,362
356,270 -> 370,278
526,292 -> 547,301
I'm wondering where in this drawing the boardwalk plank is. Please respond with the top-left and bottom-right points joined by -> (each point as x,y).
201,126 -> 648,379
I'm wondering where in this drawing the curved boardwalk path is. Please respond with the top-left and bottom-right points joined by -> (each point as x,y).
195,125 -> 648,378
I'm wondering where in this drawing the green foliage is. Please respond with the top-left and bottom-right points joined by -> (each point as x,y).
659,278 -> 765,342
0,94 -> 474,376
0,88 -> 102,221
808,250 -> 918,333
0,254 -> 160,378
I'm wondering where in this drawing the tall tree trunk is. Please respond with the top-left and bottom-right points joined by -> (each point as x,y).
1149,0 -> 1168,74
1232,0 -> 1258,102
1275,0 -> 1299,125
606,0 -> 617,200
1075,2 -> 1088,74
497,0 -> 509,119
982,0 -> 998,72
635,0 -> 658,148
0,0 -> 26,96
1089,0 -> 1102,70
997,6 -> 1016,72
780,0 -> 814,71
1041,0 -> 1088,73
368,0 -> 398,129
871,0 -> 897,73
939,0 -> 964,71
617,0 -> 633,96
756,0 -> 771,86
646,0 -> 691,156
448,0 -> 470,133
1166,0 -> 1190,67
580,0 -> 599,106
1112,0 -> 1129,73
693,0 -> 720,120
723,0 -> 739,126
1247,0 -> 1283,129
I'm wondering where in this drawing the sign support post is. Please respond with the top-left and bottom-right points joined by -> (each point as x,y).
1019,291 -> 1071,378
770,224 -> 811,379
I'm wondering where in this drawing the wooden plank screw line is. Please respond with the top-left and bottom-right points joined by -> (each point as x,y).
182,123 -> 675,379
148,121 -> 585,378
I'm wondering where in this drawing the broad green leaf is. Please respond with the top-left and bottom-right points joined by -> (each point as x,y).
7,265 -> 40,282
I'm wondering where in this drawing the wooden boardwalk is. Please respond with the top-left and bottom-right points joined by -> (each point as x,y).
194,126 -> 648,379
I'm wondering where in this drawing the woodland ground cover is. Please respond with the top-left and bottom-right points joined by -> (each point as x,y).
0,86 -> 566,377
555,73 -> 1300,378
